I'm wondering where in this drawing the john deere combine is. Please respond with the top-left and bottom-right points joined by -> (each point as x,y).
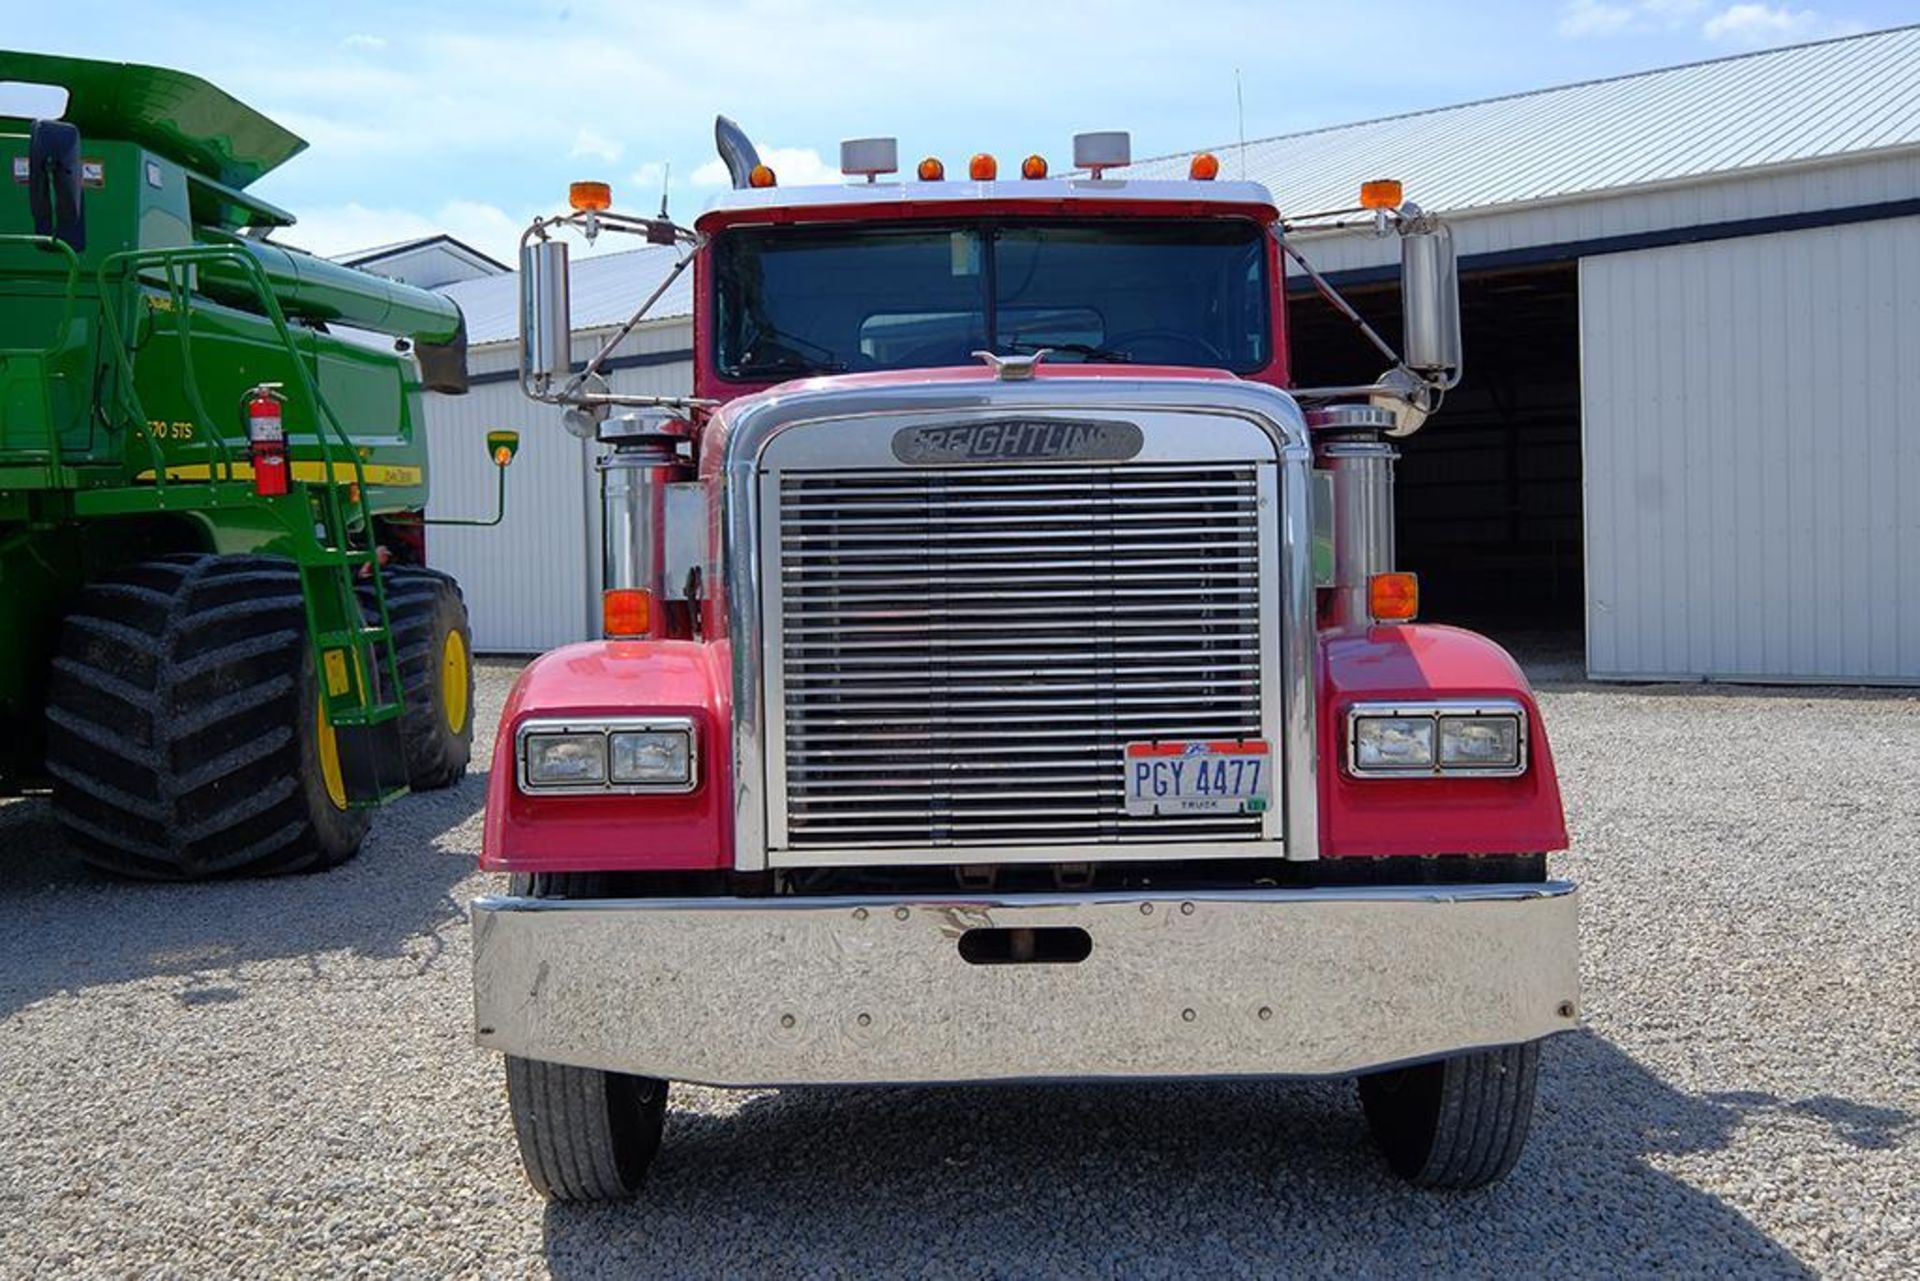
0,52 -> 494,877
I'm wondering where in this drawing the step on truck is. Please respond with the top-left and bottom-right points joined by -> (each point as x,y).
473,126 -> 1578,1195
0,53 -> 511,877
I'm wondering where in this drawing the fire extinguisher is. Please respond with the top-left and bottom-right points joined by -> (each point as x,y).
246,383 -> 288,497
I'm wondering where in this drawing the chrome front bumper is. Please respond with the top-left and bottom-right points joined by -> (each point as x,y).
471,883 -> 1579,1087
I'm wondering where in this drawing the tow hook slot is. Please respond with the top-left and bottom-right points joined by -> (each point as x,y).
958,926 -> 1092,966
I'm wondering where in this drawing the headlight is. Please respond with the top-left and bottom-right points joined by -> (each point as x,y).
1437,714 -> 1521,770
1352,716 -> 1435,771
523,732 -> 607,786
1347,702 -> 1527,778
610,729 -> 692,786
517,718 -> 699,793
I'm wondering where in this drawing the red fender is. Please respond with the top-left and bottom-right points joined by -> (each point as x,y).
1318,625 -> 1568,858
481,640 -> 732,872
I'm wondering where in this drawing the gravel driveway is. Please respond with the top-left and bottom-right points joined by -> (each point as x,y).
2,659 -> 1914,1277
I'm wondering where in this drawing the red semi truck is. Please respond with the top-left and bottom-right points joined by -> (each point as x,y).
472,126 -> 1578,1199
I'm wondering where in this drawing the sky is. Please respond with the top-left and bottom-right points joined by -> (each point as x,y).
8,0 -> 1916,263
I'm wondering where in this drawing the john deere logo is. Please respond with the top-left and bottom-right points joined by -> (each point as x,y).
892,419 -> 1143,465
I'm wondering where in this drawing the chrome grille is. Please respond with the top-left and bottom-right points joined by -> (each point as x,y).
773,464 -> 1270,854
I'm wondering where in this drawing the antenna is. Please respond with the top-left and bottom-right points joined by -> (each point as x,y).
657,161 -> 670,220
1235,68 -> 1247,180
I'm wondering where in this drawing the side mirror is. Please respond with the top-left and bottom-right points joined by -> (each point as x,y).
519,238 -> 572,390
486,429 -> 521,467
1400,220 -> 1461,382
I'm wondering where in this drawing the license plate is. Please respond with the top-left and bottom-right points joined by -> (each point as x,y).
1124,740 -> 1271,816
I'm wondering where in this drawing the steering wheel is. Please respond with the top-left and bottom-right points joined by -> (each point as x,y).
1103,329 -> 1230,366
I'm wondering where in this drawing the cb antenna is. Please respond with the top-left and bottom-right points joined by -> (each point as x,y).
1235,68 -> 1247,180
657,161 -> 671,221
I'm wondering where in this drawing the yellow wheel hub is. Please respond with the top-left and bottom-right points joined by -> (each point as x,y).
440,629 -> 471,736
317,702 -> 348,811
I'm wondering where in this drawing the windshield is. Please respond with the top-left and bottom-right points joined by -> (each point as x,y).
712,218 -> 1271,380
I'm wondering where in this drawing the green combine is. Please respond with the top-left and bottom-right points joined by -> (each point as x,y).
0,51 -> 496,877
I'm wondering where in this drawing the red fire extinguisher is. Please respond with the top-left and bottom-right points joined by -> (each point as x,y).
247,383 -> 288,497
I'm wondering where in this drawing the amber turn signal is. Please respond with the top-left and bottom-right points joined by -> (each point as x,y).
748,163 -> 778,189
1359,178 -> 1403,210
1368,572 -> 1419,622
603,588 -> 654,638
1189,152 -> 1220,181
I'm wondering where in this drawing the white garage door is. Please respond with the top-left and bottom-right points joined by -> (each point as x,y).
1580,217 -> 1920,684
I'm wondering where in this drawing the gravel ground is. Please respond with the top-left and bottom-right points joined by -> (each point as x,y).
2,657 -> 1916,1277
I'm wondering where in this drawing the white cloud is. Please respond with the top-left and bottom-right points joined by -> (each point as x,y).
279,199 -> 525,265
342,34 -> 387,51
690,145 -> 841,189
569,128 -> 624,166
1560,0 -> 1638,36
1560,0 -> 1860,45
1701,3 -> 1842,43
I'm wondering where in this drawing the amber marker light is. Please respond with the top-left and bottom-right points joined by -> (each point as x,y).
1189,152 -> 1221,181
748,163 -> 778,189
917,156 -> 945,181
1360,178 -> 1404,210
968,152 -> 998,180
1368,572 -> 1420,622
569,181 -> 613,212
1020,154 -> 1048,179
603,588 -> 654,638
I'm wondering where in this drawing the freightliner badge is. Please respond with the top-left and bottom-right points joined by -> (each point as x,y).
892,419 -> 1144,465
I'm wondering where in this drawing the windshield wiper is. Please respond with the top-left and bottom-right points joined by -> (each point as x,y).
727,353 -> 847,378
1000,339 -> 1133,364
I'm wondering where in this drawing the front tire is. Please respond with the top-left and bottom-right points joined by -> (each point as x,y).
1357,1041 -> 1540,1189
362,566 -> 473,790
502,872 -> 669,1201
45,553 -> 370,879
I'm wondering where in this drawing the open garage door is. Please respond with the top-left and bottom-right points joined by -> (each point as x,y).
1580,217 -> 1920,684
1289,263 -> 1585,654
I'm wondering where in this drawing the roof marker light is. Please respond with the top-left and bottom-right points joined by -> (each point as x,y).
917,156 -> 945,181
1189,152 -> 1220,181
1020,154 -> 1048,180
1360,178 -> 1403,210
969,153 -> 998,180
569,181 -> 612,211
748,163 -> 777,189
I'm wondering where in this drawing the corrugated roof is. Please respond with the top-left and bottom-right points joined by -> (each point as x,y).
1120,25 -> 1920,216
440,243 -> 694,346
337,233 -> 509,273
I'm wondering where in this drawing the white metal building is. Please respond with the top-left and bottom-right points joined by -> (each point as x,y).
421,25 -> 1920,683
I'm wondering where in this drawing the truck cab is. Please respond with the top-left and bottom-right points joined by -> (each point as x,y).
472,129 -> 1578,1199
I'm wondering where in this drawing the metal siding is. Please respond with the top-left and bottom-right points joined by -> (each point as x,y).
420,322 -> 694,652
1581,217 -> 1920,683
1128,26 -> 1920,219
1291,150 -> 1920,278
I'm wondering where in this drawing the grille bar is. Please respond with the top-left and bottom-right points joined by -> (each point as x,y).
774,463 -> 1270,855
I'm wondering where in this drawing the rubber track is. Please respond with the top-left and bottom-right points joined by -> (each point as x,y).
45,553 -> 361,878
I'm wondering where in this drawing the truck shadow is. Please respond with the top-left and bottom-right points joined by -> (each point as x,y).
0,772 -> 487,1021
538,1030 -> 1896,1277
